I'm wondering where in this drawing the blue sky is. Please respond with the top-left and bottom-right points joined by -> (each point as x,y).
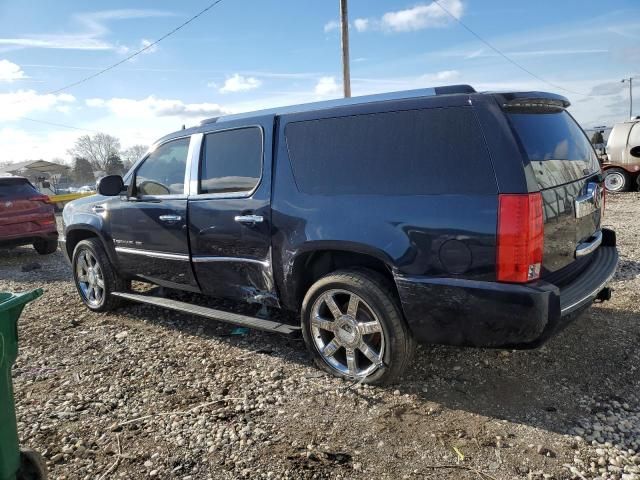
0,0 -> 638,163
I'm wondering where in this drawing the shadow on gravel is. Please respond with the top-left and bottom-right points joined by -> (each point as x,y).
111,286 -> 640,438
614,257 -> 640,281
400,304 -> 640,437
0,247 -> 71,282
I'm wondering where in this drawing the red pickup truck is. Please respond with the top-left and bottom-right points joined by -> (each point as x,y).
0,177 -> 58,254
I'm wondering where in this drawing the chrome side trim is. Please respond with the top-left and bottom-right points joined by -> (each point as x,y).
186,133 -> 204,196
575,230 -> 603,258
192,256 -> 270,267
114,247 -> 190,261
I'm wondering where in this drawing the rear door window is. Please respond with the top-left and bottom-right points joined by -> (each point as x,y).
507,111 -> 599,189
285,107 -> 496,195
199,127 -> 262,195
0,179 -> 38,198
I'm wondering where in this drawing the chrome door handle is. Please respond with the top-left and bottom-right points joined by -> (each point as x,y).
234,214 -> 264,225
91,205 -> 105,214
159,214 -> 182,222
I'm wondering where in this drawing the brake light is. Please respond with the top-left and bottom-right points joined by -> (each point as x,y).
497,193 -> 544,283
29,195 -> 51,204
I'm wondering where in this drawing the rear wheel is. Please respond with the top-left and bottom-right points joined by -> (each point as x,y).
301,269 -> 415,385
604,168 -> 630,192
33,239 -> 57,255
72,238 -> 127,311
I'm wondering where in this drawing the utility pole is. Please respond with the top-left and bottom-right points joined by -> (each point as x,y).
339,0 -> 351,98
621,77 -> 633,119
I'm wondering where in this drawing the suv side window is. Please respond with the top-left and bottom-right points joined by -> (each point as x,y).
135,137 -> 190,196
200,127 -> 262,195
284,107 -> 496,195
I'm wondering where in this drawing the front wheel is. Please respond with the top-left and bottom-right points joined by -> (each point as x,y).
72,238 -> 127,311
604,168 -> 630,193
301,269 -> 415,385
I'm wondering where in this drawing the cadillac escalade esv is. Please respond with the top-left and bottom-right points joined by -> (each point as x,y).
61,85 -> 618,384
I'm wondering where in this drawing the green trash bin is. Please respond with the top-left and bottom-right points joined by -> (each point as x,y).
0,289 -> 47,480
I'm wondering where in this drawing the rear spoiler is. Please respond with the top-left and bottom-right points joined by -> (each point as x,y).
489,91 -> 571,111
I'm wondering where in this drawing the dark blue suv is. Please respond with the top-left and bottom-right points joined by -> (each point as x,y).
61,85 -> 618,384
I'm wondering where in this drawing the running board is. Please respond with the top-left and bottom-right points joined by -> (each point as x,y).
111,291 -> 300,336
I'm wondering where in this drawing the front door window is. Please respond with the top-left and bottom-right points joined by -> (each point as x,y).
135,138 -> 190,196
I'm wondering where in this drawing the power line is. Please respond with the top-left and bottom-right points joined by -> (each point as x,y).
43,0 -> 227,96
18,117 -> 98,133
432,0 -> 591,97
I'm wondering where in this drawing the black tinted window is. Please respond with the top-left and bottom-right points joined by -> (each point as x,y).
0,179 -> 38,198
135,138 -> 190,196
508,111 -> 599,189
285,107 -> 495,195
200,127 -> 262,194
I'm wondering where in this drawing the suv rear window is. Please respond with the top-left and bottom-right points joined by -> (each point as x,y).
285,107 -> 496,195
508,111 -> 599,189
0,178 -> 38,198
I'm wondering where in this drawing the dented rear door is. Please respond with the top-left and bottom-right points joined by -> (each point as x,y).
187,116 -> 277,306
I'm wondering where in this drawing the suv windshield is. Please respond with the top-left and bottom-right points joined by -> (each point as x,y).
508,110 -> 599,189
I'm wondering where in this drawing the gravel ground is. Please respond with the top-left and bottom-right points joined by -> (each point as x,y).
1,193 -> 639,480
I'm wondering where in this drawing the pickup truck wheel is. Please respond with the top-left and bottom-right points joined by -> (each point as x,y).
301,269 -> 415,385
604,168 -> 630,192
33,239 -> 57,255
72,238 -> 127,312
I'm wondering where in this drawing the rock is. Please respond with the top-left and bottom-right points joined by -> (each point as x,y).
115,331 -> 128,341
536,445 -> 556,457
21,262 -> 41,272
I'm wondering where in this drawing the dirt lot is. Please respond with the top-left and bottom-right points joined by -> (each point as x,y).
1,193 -> 639,480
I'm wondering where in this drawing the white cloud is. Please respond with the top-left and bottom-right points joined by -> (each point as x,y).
0,59 -> 27,82
421,70 -> 460,82
353,18 -> 370,32
140,39 -> 158,54
355,0 -> 463,33
0,90 -> 75,121
324,20 -> 339,33
0,9 -> 174,51
219,74 -> 262,94
314,76 -> 340,96
86,95 -> 232,119
0,127 -> 79,163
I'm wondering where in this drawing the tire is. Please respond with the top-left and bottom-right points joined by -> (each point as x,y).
301,269 -> 415,385
604,168 -> 630,193
33,239 -> 57,255
72,238 -> 128,311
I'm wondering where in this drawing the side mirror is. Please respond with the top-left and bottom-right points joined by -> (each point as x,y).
97,175 -> 125,196
630,146 -> 640,158
42,181 -> 51,188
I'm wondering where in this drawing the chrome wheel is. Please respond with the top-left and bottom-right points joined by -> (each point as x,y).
310,289 -> 385,378
605,171 -> 626,192
76,250 -> 105,307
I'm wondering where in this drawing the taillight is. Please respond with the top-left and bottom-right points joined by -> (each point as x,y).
29,195 -> 51,204
497,193 -> 544,283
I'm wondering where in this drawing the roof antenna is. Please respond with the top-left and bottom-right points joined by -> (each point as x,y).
181,124 -> 185,130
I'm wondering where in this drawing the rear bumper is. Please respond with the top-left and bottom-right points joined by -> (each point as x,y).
395,230 -> 618,348
0,231 -> 58,249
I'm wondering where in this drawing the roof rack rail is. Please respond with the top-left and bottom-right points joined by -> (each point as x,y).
199,84 -> 476,125
200,116 -> 219,126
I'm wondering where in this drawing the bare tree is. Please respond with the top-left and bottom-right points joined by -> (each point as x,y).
68,133 -> 121,171
121,144 -> 148,170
